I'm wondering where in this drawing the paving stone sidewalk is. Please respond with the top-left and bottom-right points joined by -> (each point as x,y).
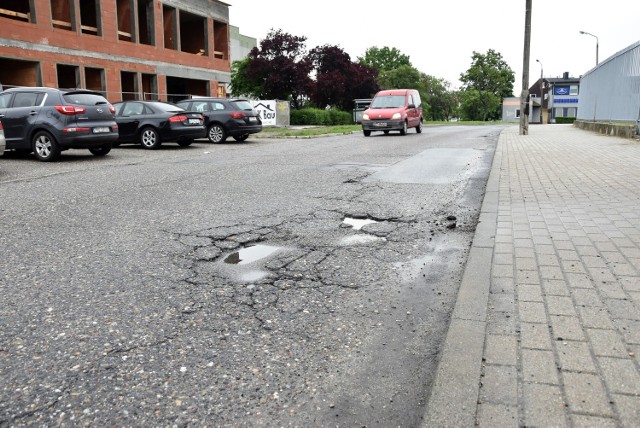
424,125 -> 640,427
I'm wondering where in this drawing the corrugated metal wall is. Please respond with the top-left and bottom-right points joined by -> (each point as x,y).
577,41 -> 640,124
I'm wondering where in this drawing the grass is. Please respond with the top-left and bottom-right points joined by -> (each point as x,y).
257,121 -> 509,137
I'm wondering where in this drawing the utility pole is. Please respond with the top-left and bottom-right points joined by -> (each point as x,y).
520,0 -> 532,135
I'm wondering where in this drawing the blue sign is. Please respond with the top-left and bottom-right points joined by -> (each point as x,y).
554,86 -> 570,95
554,98 -> 579,103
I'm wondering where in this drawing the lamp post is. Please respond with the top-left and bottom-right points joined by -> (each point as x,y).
536,59 -> 543,79
579,30 -> 599,66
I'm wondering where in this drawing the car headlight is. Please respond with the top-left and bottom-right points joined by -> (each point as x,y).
362,113 -> 369,120
391,112 -> 401,120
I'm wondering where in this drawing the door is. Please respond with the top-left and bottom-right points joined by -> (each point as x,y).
0,91 -> 44,149
115,102 -> 145,141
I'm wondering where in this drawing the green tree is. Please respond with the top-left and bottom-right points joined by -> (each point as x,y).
358,46 -> 411,73
420,74 -> 458,121
230,29 -> 313,109
377,64 -> 421,90
459,49 -> 514,120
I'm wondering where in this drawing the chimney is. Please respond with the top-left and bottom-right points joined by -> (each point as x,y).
563,72 -> 569,79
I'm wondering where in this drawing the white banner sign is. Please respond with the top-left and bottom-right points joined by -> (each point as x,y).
252,100 -> 277,126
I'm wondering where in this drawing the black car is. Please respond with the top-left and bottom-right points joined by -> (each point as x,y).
176,97 -> 262,143
0,87 -> 118,161
113,101 -> 206,149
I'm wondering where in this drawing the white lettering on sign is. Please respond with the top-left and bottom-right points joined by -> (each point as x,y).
252,100 -> 277,126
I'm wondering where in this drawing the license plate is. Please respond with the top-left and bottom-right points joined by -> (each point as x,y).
249,117 -> 258,122
93,127 -> 110,133
373,122 -> 387,127
188,119 -> 200,125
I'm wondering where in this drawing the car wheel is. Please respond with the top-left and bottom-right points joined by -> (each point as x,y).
140,127 -> 161,149
416,121 -> 423,134
32,130 -> 61,162
363,130 -> 371,137
178,139 -> 193,147
232,134 -> 249,142
400,121 -> 407,136
208,124 -> 227,143
89,143 -> 112,156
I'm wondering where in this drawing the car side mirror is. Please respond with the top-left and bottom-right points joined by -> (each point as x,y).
407,104 -> 415,109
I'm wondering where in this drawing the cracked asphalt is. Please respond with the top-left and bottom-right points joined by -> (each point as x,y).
0,125 -> 504,426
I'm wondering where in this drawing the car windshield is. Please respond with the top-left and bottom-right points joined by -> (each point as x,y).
231,100 -> 254,111
63,93 -> 109,106
370,95 -> 406,109
147,102 -> 184,113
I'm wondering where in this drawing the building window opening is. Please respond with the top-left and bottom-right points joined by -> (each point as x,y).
116,0 -> 133,41
213,20 -> 228,59
163,5 -> 177,50
121,71 -> 138,101
57,64 -> 80,89
0,58 -> 41,87
515,109 -> 521,119
85,67 -> 105,95
179,10 -> 207,55
141,73 -> 157,100
0,0 -> 35,23
166,76 -> 208,103
80,0 -> 100,36
137,0 -> 154,46
50,0 -> 74,31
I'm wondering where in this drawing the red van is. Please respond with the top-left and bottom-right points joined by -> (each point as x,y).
361,89 -> 423,136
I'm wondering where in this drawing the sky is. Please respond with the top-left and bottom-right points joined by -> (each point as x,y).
226,0 -> 640,95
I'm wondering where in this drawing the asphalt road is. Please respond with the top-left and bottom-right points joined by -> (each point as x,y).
0,125 -> 504,426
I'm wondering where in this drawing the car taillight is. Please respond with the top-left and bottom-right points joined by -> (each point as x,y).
63,127 -> 91,133
55,105 -> 86,115
230,111 -> 247,119
169,115 -> 188,123
109,105 -> 116,114
0,122 -> 3,130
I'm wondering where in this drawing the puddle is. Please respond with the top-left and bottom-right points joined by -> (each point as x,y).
340,235 -> 386,245
224,244 -> 281,265
240,270 -> 269,282
343,217 -> 378,230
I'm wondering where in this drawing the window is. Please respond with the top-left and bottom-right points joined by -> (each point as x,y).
14,92 -> 40,108
0,0 -> 35,23
80,0 -> 100,35
515,109 -> 521,118
179,10 -> 207,55
85,67 -> 105,94
0,93 -> 13,108
570,85 -> 579,96
122,102 -> 144,115
192,101 -> 210,112
50,0 -> 73,31
212,102 -> 225,111
57,63 -> 79,89
213,20 -> 228,59
163,5 -> 177,50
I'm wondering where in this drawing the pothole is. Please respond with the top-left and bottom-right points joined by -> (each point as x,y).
343,217 -> 378,230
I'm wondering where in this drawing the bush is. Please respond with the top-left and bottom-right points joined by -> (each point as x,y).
290,108 -> 352,126
556,117 -> 576,124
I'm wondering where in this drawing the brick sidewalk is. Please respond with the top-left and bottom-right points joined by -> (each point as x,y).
424,125 -> 640,427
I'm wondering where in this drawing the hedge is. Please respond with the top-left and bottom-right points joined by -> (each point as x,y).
555,117 -> 576,124
290,108 -> 352,126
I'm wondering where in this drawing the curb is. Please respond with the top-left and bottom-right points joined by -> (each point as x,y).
422,132 -> 503,426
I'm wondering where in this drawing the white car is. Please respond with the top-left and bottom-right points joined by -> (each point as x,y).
0,120 -> 5,156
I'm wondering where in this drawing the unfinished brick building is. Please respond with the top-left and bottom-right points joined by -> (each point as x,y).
0,0 -> 233,102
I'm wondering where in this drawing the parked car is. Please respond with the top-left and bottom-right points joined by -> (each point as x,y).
113,101 -> 206,149
0,87 -> 118,161
361,89 -> 423,137
175,97 -> 262,143
0,120 -> 6,156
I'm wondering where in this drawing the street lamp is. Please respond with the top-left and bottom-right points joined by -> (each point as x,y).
536,59 -> 543,79
579,30 -> 599,66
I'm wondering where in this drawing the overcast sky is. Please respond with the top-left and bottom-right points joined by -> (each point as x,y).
227,0 -> 640,95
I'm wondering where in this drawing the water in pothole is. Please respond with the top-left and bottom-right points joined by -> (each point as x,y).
343,217 -> 378,230
224,244 -> 281,265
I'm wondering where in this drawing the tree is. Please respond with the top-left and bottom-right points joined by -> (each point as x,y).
459,49 -> 515,120
377,64 -> 421,90
232,29 -> 313,109
307,45 -> 378,110
420,74 -> 457,121
358,46 -> 412,73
